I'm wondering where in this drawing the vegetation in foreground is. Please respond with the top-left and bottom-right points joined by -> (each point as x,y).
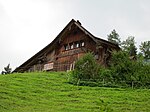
0,72 -> 150,112
70,52 -> 150,88
69,30 -> 149,88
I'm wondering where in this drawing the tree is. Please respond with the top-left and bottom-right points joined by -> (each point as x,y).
107,29 -> 121,46
139,41 -> 150,61
1,64 -> 12,75
137,52 -> 144,61
121,36 -> 137,57
110,50 -> 150,87
110,51 -> 133,81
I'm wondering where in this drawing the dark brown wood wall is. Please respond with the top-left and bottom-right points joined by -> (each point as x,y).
53,28 -> 93,71
25,27 -> 116,72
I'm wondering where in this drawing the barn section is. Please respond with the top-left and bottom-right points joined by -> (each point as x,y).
13,19 -> 120,73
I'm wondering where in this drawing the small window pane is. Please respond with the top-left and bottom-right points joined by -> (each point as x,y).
64,44 -> 69,50
95,54 -> 99,60
81,41 -> 85,47
70,43 -> 74,49
76,43 -> 79,48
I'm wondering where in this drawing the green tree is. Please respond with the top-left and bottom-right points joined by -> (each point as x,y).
110,51 -> 133,81
137,52 -> 144,61
110,50 -> 150,87
107,29 -> 121,46
121,36 -> 137,57
139,41 -> 150,61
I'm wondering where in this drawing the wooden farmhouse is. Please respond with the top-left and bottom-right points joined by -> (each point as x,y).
14,19 -> 120,73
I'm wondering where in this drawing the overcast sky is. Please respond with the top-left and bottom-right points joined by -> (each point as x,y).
0,0 -> 150,71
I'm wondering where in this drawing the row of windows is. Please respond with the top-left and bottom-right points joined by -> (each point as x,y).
64,41 -> 85,50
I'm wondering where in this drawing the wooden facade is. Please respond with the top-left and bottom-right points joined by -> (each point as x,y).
13,19 -> 120,73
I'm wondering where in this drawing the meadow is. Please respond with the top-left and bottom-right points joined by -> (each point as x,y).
0,72 -> 150,112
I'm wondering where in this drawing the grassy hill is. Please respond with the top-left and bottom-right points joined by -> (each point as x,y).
0,72 -> 150,112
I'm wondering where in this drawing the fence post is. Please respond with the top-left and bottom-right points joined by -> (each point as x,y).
77,79 -> 80,86
132,81 -> 134,89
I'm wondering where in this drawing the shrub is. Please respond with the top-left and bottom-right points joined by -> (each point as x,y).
69,51 -> 150,88
99,67 -> 113,82
72,53 -> 100,81
133,61 -> 150,87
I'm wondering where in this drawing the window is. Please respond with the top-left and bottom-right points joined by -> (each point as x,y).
44,63 -> 54,70
95,52 -> 99,60
95,54 -> 99,60
81,41 -> 85,47
70,43 -> 74,49
75,42 -> 79,48
64,44 -> 69,50
64,41 -> 84,50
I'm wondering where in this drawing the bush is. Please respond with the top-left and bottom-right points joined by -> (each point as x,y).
132,61 -> 150,87
99,67 -> 113,82
69,53 -> 116,87
72,53 -> 100,81
69,51 -> 150,88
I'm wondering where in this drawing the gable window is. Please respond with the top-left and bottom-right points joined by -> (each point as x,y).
70,43 -> 74,49
81,41 -> 85,47
64,44 -> 69,50
75,42 -> 79,48
64,41 -> 84,51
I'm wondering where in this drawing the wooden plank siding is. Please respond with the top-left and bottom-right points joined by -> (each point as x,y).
13,19 -> 120,73
53,28 -> 88,71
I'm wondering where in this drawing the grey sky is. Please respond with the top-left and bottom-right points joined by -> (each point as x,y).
0,0 -> 150,71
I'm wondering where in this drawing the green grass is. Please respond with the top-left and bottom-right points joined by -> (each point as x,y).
0,72 -> 150,112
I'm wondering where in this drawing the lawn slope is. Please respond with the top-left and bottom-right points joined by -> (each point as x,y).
0,72 -> 150,112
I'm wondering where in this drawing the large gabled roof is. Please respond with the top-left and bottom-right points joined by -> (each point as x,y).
13,19 -> 119,72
